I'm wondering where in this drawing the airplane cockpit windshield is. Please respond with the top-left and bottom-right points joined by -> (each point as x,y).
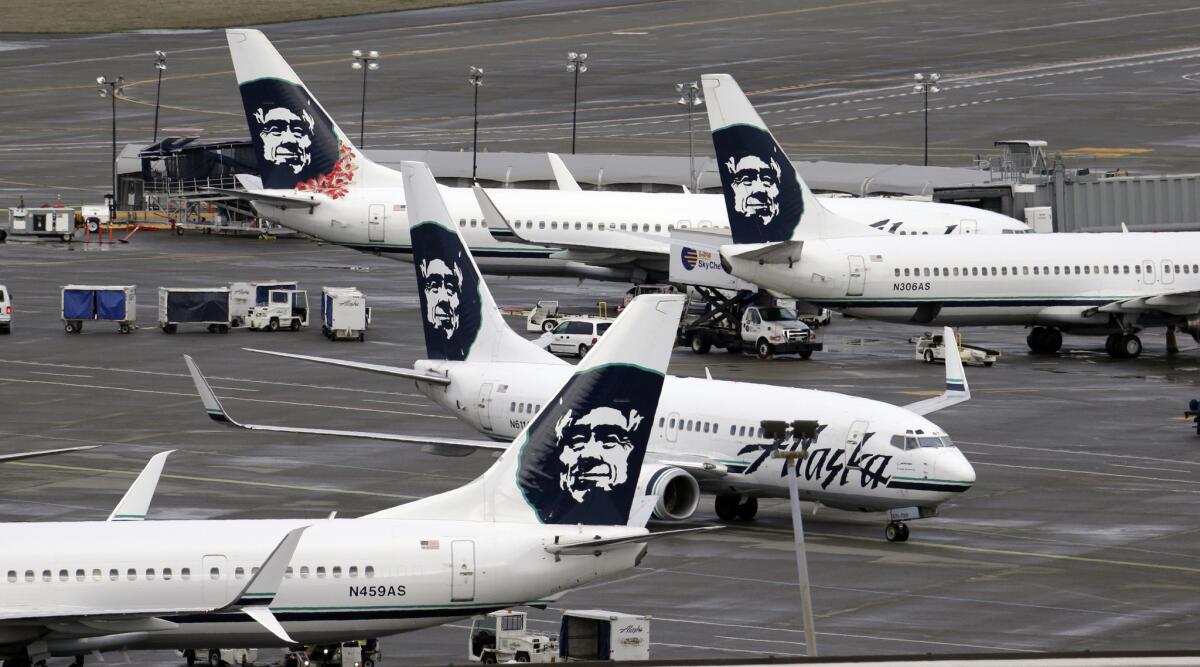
889,431 -> 955,450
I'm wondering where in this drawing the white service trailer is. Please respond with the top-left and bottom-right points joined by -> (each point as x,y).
558,610 -> 650,661
321,287 -> 369,341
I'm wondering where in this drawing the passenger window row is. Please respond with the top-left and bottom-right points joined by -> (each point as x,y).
283,564 -> 375,580
6,567 -> 193,583
509,402 -> 542,414
893,263 -> 1198,278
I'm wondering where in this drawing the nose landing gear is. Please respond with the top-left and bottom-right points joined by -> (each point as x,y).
885,521 -> 910,542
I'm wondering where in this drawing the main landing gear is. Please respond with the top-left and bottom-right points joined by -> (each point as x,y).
885,521 -> 910,542
1026,326 -> 1063,354
714,494 -> 758,521
1105,332 -> 1142,359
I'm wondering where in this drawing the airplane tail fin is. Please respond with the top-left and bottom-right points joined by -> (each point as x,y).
370,293 -> 685,525
226,29 -> 396,195
701,74 -> 877,243
402,161 -> 562,365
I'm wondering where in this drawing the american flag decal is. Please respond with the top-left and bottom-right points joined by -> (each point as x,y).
421,540 -> 440,550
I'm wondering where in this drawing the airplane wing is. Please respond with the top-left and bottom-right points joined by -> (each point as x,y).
241,348 -> 451,385
1094,288 -> 1200,317
546,526 -> 723,555
0,445 -> 97,464
904,326 -> 971,416
108,450 -> 172,521
0,525 -> 309,645
185,355 -> 503,455
474,185 -> 669,258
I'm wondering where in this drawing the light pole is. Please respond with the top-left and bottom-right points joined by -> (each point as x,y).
768,419 -> 820,657
675,81 -> 703,191
152,51 -> 167,143
913,72 -> 940,167
566,51 -> 588,154
351,50 -> 380,148
468,66 -> 484,182
97,75 -> 125,225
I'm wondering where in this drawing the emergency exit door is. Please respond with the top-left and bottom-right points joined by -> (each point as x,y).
451,540 -> 476,601
847,255 -> 866,296
368,204 -> 385,242
477,383 -> 494,431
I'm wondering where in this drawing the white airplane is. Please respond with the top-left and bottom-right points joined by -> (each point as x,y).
0,294 -> 711,666
224,29 -> 1029,283
194,160 -> 976,544
699,74 -> 1200,359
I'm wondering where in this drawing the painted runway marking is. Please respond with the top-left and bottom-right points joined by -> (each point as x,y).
959,439 -> 1200,467
29,371 -> 92,378
975,460 -> 1196,486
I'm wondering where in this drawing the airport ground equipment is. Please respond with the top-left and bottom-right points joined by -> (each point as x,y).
179,647 -> 258,666
1187,400 -> 1200,435
544,316 -> 615,357
468,610 -> 557,664
247,289 -> 309,331
0,284 -> 10,334
158,287 -> 232,334
61,285 -> 135,334
321,287 -> 369,341
912,331 -> 999,366
7,206 -> 76,242
526,300 -> 562,332
558,610 -> 650,662
680,288 -> 821,359
230,280 -> 298,327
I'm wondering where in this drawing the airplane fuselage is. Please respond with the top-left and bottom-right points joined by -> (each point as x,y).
413,361 -> 975,513
0,519 -> 641,656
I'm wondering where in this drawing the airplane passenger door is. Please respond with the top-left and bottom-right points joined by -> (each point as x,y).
477,383 -> 494,432
847,255 -> 866,296
368,204 -> 386,242
959,219 -> 977,234
665,412 -> 680,443
450,540 -> 476,602
1162,260 -> 1175,285
1142,260 -> 1156,285
201,555 -> 228,609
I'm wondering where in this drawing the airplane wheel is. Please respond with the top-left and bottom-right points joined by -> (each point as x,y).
714,494 -> 739,521
1119,334 -> 1142,359
1043,328 -> 1062,353
923,349 -> 935,364
885,522 -> 909,542
735,496 -> 758,520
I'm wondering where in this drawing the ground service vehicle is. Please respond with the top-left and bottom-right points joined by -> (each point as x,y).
526,300 -> 562,332
682,292 -> 821,359
230,280 -> 298,327
248,289 -> 309,331
913,331 -> 999,367
468,610 -> 557,664
159,287 -> 232,334
321,287 -> 369,341
0,284 -> 10,334
1187,400 -> 1200,436
304,641 -> 367,667
179,647 -> 258,666
61,285 -> 136,334
558,610 -> 650,662
7,206 -> 75,241
546,317 -> 614,357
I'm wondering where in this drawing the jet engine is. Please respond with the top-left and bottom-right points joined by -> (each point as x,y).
1183,316 -> 1200,342
637,464 -> 701,521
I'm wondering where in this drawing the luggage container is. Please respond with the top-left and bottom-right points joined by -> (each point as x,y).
61,285 -> 135,334
321,287 -> 369,341
158,287 -> 232,334
558,610 -> 649,661
229,280 -> 298,327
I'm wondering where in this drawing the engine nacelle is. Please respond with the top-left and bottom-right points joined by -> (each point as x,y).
1183,316 -> 1200,342
638,464 -> 701,521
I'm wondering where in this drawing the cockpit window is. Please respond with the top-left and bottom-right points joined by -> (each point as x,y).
917,436 -> 943,448
892,432 -> 954,450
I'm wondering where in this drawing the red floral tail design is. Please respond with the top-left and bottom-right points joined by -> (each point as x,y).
295,143 -> 358,199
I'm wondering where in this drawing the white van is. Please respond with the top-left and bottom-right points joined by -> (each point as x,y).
0,285 -> 10,334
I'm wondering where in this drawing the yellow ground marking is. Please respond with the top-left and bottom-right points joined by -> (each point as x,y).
1061,147 -> 1154,157
6,461 -> 420,499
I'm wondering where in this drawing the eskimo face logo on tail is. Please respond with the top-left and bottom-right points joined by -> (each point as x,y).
240,79 -> 355,197
712,125 -> 804,243
518,365 -> 662,525
411,222 -> 482,361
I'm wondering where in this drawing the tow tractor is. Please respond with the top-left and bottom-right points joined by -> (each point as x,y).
468,609 -> 557,663
912,331 -> 999,367
247,289 -> 309,331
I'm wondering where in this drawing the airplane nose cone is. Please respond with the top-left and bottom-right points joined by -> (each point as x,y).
936,448 -> 976,493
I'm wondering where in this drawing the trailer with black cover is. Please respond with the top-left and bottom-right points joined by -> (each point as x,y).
158,287 -> 232,334
61,285 -> 135,334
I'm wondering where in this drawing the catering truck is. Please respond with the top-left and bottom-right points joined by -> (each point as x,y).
61,285 -> 135,334
158,287 -> 232,334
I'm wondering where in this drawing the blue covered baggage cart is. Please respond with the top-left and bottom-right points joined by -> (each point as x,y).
61,285 -> 136,334
158,287 -> 231,334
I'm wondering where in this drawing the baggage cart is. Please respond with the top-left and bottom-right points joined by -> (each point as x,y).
61,285 -> 135,334
158,287 -> 232,334
321,287 -> 369,341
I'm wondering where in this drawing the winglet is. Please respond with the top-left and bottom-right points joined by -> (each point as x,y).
107,451 -> 173,521
903,326 -> 971,415
546,153 -> 582,191
219,524 -> 309,644
184,354 -> 239,426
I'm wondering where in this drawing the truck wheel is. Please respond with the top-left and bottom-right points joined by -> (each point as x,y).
541,319 -> 557,333
798,349 -> 812,360
267,318 -> 279,332
516,652 -> 530,662
61,233 -> 73,242
119,323 -> 131,335
358,332 -> 365,342
184,650 -> 196,667
726,341 -> 742,354
231,317 -> 242,328
86,219 -> 100,233
175,226 -> 185,236
207,324 -> 218,333
289,319 -> 301,331
923,349 -> 935,364
691,334 -> 711,355
162,324 -> 177,334
481,653 -> 497,664
756,339 -> 773,360
218,324 -> 230,334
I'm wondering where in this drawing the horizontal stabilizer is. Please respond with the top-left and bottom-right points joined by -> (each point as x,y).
723,240 -> 804,264
546,526 -> 722,555
0,445 -> 97,464
108,450 -> 173,521
904,326 -> 971,415
241,348 -> 451,385
211,188 -> 322,209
